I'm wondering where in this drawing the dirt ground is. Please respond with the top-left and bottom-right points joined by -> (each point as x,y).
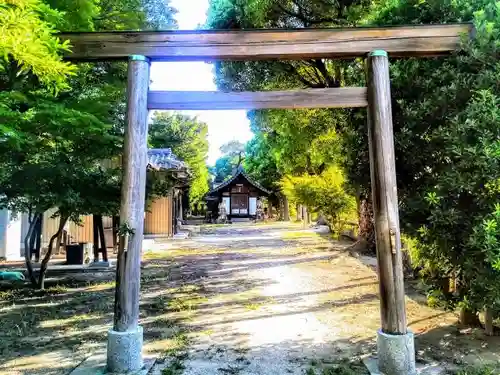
0,222 -> 498,375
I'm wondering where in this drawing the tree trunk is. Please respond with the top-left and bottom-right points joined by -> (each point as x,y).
302,206 -> 309,228
296,204 -> 302,221
278,198 -> 284,221
358,198 -> 376,253
29,219 -> 37,259
283,195 -> 290,221
459,306 -> 480,326
38,215 -> 68,290
24,214 -> 38,287
55,225 -> 64,256
484,307 -> 494,336
34,215 -> 42,262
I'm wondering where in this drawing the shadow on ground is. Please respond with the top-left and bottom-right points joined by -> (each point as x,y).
1,223 -> 499,374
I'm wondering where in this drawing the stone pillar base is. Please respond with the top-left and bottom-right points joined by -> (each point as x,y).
377,329 -> 416,375
107,326 -> 143,373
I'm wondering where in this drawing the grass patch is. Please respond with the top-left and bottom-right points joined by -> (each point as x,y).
307,360 -> 369,375
282,231 -> 319,239
44,285 -> 70,294
143,250 -> 173,260
244,302 -> 263,311
85,280 -> 115,292
243,297 -> 274,311
454,366 -> 498,375
160,330 -> 190,375
161,357 -> 186,375
0,255 -> 180,370
164,331 -> 189,356
200,329 -> 214,336
218,365 -> 243,374
167,285 -> 208,313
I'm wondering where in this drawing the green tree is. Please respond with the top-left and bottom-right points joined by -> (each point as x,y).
0,0 -> 76,92
0,94 -> 121,288
281,166 -> 356,231
149,112 -> 210,207
208,0 -> 500,323
212,155 -> 234,183
0,0 -> 179,288
212,140 -> 248,182
357,0 -> 500,319
244,134 -> 281,192
206,0 -> 371,237
220,140 -> 246,168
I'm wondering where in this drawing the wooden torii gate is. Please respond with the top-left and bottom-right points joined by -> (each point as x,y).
62,23 -> 472,374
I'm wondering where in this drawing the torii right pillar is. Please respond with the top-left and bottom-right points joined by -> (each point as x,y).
366,50 -> 416,375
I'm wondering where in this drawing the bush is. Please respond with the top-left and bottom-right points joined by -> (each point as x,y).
281,166 -> 357,232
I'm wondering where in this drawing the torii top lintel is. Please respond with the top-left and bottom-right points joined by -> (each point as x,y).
60,23 -> 473,62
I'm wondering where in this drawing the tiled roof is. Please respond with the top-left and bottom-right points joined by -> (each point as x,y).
147,148 -> 187,171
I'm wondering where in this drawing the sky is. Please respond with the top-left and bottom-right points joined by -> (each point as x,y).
149,0 -> 253,165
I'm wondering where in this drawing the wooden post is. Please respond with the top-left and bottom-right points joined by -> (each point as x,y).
97,215 -> 108,262
93,214 -> 100,262
367,50 -> 407,335
113,55 -> 150,333
178,191 -> 183,221
173,191 -> 178,234
112,215 -> 119,254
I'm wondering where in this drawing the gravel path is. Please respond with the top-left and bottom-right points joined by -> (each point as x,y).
150,223 -> 466,375
2,223 -> 498,375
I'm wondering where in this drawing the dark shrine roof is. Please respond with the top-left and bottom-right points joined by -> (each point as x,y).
207,166 -> 271,196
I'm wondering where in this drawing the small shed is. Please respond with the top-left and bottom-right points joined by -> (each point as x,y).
37,149 -> 189,252
145,148 -> 190,237
206,167 -> 270,220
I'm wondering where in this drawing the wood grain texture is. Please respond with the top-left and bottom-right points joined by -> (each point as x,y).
60,24 -> 472,61
366,53 -> 408,335
148,88 -> 367,110
113,57 -> 150,332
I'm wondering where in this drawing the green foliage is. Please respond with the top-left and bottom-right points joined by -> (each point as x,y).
0,0 -> 76,91
212,155 -> 234,182
0,93 -> 121,221
281,166 -> 356,231
44,0 -> 178,31
207,0 -> 367,226
220,140 -> 246,166
212,140 -> 247,182
248,108 -> 344,176
0,0 -> 178,287
244,134 -> 281,191
149,112 -> 210,206
371,0 -> 500,310
207,0 -> 500,314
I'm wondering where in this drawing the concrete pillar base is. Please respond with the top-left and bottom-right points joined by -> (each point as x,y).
107,326 -> 143,373
377,329 -> 416,375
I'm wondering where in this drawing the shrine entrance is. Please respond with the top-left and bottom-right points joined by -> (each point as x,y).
61,23 -> 473,374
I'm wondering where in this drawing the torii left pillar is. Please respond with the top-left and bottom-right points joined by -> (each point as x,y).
107,55 -> 150,373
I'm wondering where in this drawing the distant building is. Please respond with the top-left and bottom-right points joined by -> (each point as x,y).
0,149 -> 189,261
205,167 -> 270,221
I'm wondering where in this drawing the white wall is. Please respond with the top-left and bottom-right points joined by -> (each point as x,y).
0,209 -> 23,261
